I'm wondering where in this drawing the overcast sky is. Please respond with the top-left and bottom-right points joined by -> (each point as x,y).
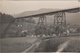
0,0 -> 80,15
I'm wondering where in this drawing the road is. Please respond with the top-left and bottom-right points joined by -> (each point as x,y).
22,36 -> 80,52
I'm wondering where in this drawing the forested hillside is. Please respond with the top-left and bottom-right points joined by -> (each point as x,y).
0,12 -> 36,38
0,12 -> 15,38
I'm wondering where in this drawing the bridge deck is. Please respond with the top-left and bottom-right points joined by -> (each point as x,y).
16,7 -> 80,19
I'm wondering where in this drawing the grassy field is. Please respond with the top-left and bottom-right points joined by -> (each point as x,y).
1,36 -> 80,52
0,37 -> 37,52
34,36 -> 80,52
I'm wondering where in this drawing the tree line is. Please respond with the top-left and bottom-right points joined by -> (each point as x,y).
0,12 -> 14,23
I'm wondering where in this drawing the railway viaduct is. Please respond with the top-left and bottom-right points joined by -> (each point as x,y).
2,7 -> 80,36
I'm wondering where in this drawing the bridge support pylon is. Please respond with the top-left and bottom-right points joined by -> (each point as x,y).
54,12 -> 66,36
35,15 -> 47,37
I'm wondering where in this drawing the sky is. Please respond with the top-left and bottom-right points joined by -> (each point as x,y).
0,0 -> 80,15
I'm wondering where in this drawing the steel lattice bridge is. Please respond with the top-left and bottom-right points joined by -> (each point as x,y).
3,7 -> 80,36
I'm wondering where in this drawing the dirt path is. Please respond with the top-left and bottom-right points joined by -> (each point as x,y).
22,38 -> 41,53
56,40 -> 70,53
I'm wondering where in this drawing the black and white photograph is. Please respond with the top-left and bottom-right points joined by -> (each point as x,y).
0,0 -> 80,53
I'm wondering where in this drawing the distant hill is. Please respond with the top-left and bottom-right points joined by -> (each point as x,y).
13,8 -> 58,18
12,9 -> 80,25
